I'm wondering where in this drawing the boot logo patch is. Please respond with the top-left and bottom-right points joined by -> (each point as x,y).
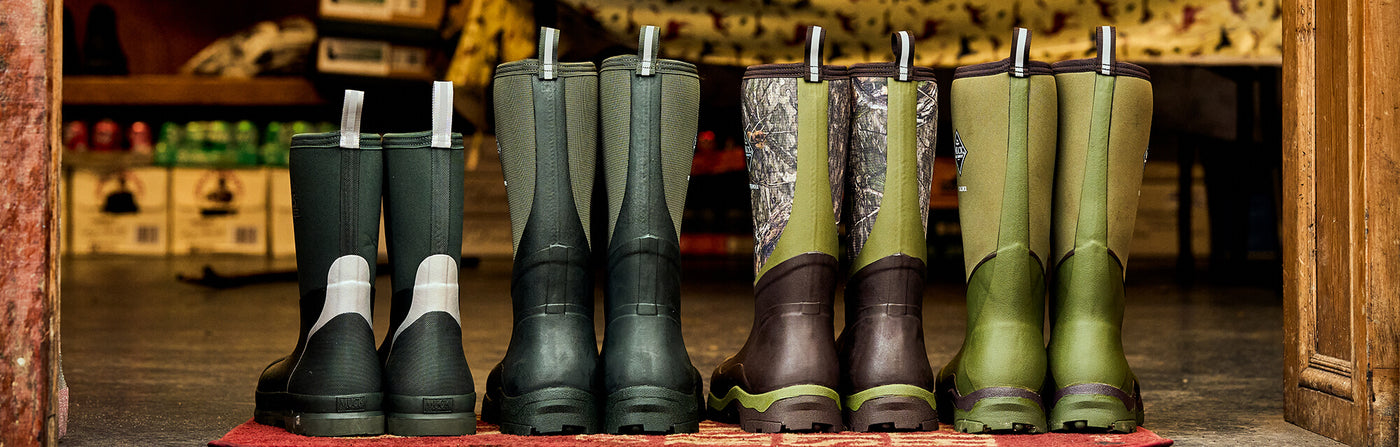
423,398 -> 454,413
336,396 -> 366,412
953,130 -> 968,176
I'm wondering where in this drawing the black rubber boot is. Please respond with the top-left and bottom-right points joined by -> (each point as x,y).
379,82 -> 475,436
597,26 -> 705,435
254,91 -> 385,437
838,32 -> 941,432
708,26 -> 850,434
483,27 -> 601,435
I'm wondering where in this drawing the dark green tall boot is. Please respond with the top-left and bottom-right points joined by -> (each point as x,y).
839,31 -> 940,432
1046,26 -> 1151,433
483,27 -> 601,435
936,28 -> 1057,434
255,91 -> 385,437
378,81 -> 475,436
597,26 -> 705,435
708,25 -> 849,433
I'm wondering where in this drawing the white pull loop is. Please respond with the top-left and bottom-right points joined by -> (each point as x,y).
638,25 -> 660,77
1010,27 -> 1030,78
431,81 -> 453,148
339,90 -> 364,149
892,31 -> 914,82
1097,25 -> 1117,76
538,27 -> 560,80
804,25 -> 825,83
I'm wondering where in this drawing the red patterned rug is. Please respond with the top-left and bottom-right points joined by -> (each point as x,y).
211,420 -> 1173,446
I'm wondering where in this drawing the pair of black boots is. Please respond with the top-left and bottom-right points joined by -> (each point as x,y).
254,85 -> 476,437
482,27 -> 705,435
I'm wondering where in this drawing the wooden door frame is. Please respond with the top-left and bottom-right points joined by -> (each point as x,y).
1282,0 -> 1400,444
0,0 -> 62,446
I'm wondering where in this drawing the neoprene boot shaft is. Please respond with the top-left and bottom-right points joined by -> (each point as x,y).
938,28 -> 1056,434
598,26 -> 705,434
709,26 -> 849,434
378,81 -> 475,436
838,31 -> 940,432
1046,26 -> 1151,433
485,27 -> 600,435
254,91 -> 384,437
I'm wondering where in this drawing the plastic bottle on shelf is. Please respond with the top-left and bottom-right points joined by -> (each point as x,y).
129,121 -> 153,156
260,122 -> 290,167
233,120 -> 261,166
91,119 -> 122,152
63,121 -> 90,152
155,122 -> 183,166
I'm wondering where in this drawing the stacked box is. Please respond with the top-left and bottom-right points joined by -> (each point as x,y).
68,167 -> 169,254
170,168 -> 268,255
461,135 -> 513,257
319,0 -> 446,30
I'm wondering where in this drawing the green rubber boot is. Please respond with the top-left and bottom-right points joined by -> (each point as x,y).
378,82 -> 475,436
483,27 -> 600,436
708,25 -> 849,434
838,32 -> 940,432
254,91 -> 385,437
1046,26 -> 1151,433
936,28 -> 1056,434
597,26 -> 705,435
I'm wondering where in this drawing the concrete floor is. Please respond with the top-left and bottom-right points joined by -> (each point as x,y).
56,255 -> 1340,446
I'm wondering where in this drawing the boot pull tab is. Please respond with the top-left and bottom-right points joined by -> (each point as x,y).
1095,25 -> 1117,76
803,25 -> 826,83
637,25 -> 661,77
891,31 -> 914,82
339,90 -> 364,149
1010,27 -> 1031,78
537,26 -> 561,80
431,81 -> 453,148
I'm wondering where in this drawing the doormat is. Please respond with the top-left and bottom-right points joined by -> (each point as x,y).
211,419 -> 1174,447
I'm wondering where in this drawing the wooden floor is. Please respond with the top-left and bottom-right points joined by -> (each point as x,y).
56,255 -> 1338,446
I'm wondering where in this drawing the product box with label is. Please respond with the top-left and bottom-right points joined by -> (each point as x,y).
171,168 -> 268,255
68,167 -> 169,255
267,167 -> 388,259
317,36 -> 437,79
319,0 -> 446,30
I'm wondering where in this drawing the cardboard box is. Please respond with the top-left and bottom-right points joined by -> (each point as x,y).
171,168 -> 268,255
267,167 -> 389,259
68,167 -> 169,254
462,213 -> 513,257
319,0 -> 446,30
317,36 -> 437,79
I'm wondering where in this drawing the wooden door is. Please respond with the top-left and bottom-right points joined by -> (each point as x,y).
1282,0 -> 1400,445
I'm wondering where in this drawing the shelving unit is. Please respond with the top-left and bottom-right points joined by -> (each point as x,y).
64,75 -> 325,106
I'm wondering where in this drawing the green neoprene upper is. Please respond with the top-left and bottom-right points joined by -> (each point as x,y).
757,80 -> 839,282
850,79 -> 927,272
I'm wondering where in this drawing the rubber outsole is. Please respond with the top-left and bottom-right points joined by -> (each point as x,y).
1049,393 -> 1142,433
949,396 -> 1046,434
254,391 -> 384,437
845,395 -> 939,432
605,384 -> 703,434
385,392 -> 477,436
709,388 -> 843,433
482,386 -> 598,435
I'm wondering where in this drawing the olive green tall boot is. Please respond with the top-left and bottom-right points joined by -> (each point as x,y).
1046,26 -> 1151,433
378,81 -> 474,436
254,91 -> 385,436
936,28 -> 1057,434
483,27 -> 600,435
838,31 -> 940,432
708,25 -> 850,433
597,26 -> 705,434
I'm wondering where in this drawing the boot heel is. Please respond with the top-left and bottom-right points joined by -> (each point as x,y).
1049,391 -> 1141,433
954,396 -> 1046,434
386,392 -> 477,436
736,394 -> 843,433
844,385 -> 939,432
489,387 -> 597,435
604,385 -> 703,434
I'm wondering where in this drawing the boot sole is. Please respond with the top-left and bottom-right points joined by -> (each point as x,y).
482,386 -> 597,435
843,384 -> 939,432
385,392 -> 477,436
949,396 -> 1046,434
254,391 -> 384,436
708,385 -> 843,433
1049,393 -> 1142,433
604,384 -> 703,434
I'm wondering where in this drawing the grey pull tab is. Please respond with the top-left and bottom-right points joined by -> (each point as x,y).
1095,25 -> 1117,76
1010,27 -> 1031,78
538,26 -> 560,80
803,25 -> 825,83
339,90 -> 364,149
637,25 -> 661,76
431,81 -> 453,148
891,31 -> 914,82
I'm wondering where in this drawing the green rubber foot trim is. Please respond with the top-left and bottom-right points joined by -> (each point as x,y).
844,384 -> 938,412
1049,393 -> 1142,433
707,384 -> 841,413
952,396 -> 1046,434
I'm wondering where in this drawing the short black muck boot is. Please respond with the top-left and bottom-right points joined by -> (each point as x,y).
255,91 -> 385,437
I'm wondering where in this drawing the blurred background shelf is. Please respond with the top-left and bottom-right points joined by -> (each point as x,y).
64,75 -> 325,106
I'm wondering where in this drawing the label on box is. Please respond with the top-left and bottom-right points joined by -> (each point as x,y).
171,168 -> 267,255
394,0 -> 426,16
69,167 -> 170,254
321,0 -> 393,20
319,38 -> 393,77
